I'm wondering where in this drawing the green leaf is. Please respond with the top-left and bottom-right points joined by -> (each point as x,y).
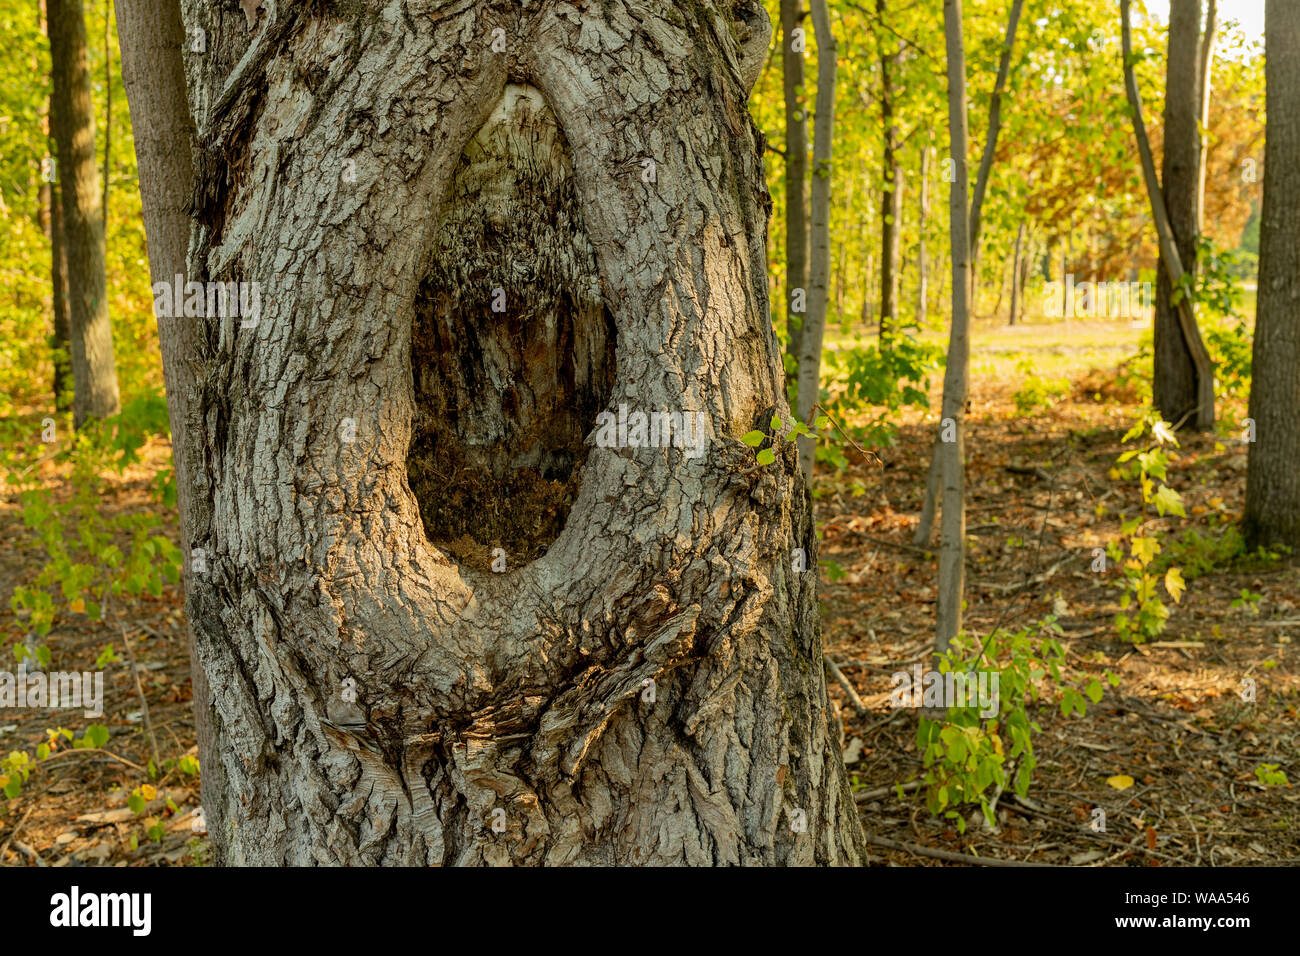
741,430 -> 765,447
756,448 -> 775,466
1084,678 -> 1104,703
1152,484 -> 1186,517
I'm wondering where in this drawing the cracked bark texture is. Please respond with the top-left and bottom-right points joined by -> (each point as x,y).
178,0 -> 865,866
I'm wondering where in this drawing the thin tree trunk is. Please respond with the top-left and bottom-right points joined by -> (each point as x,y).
1196,0 -> 1218,235
914,0 -> 1022,546
1155,0 -> 1206,427
991,248 -> 1009,319
1008,220 -> 1025,325
835,239 -> 846,319
916,143 -> 931,326
878,0 -> 902,340
1121,0 -> 1216,430
1061,235 -> 1069,319
798,0 -> 838,483
1244,0 -> 1300,549
176,0 -> 864,866
935,0 -> 973,657
38,0 -> 73,412
834,179 -> 852,321
103,0 -> 111,225
48,0 -> 119,426
50,177 -> 73,412
968,0 -> 1024,258
114,0 -> 222,848
861,252 -> 875,325
783,0 -> 810,366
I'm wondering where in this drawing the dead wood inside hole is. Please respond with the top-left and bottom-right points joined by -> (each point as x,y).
406,85 -> 616,570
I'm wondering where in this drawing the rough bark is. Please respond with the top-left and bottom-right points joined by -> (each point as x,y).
47,0 -> 120,426
113,0 -> 224,849
797,0 -> 837,483
1153,0 -> 1210,429
1121,0 -> 1215,430
178,0 -> 864,867
782,0 -> 810,366
935,0 -> 972,656
1244,0 -> 1300,550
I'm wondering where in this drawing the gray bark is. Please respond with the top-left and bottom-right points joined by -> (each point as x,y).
1244,0 -> 1300,550
178,0 -> 864,866
48,0 -> 120,426
797,0 -> 837,483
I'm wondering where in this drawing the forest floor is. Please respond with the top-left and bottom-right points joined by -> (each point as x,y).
1,318 -> 1296,866
823,319 -> 1300,866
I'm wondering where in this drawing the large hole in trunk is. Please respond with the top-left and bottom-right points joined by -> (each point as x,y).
408,85 -> 616,570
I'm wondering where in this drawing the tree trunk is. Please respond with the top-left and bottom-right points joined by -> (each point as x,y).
835,239 -> 846,320
1196,0 -> 1218,236
916,143 -> 931,326
1008,220 -> 1025,325
878,0 -> 902,340
103,0 -> 111,225
113,0 -> 223,847
1121,0 -> 1215,430
798,0 -> 838,484
1244,0 -> 1300,550
935,0 -> 972,656
861,252 -> 875,326
38,0 -> 74,413
48,0 -> 119,426
174,0 -> 863,866
783,0 -> 811,366
50,176 -> 73,412
913,0 -> 1021,547
968,0 -> 1023,260
1154,0 -> 1209,428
